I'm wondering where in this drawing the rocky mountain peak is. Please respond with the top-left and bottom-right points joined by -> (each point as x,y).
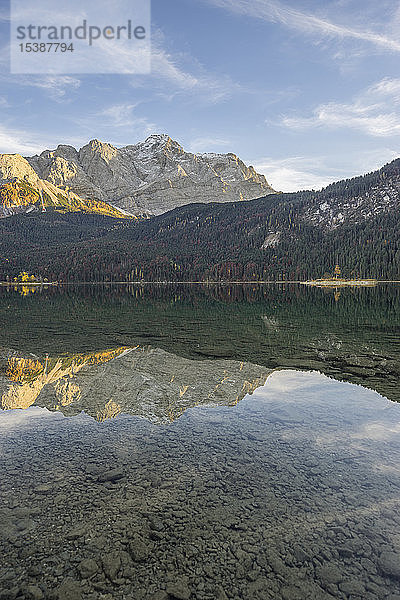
21,134 -> 275,217
55,144 -> 79,161
79,139 -> 118,163
0,154 -> 39,185
0,150 -> 129,219
144,133 -> 172,145
138,134 -> 184,157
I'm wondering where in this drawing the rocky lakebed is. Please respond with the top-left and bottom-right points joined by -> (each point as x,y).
1,370 -> 400,600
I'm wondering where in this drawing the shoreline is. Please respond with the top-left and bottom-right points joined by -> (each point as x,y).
0,282 -> 59,287
2,280 -> 400,286
302,279 -> 379,287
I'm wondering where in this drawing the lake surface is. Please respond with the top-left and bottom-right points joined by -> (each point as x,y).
0,283 -> 400,600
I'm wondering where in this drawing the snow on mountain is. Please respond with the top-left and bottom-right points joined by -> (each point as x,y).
26,134 -> 276,217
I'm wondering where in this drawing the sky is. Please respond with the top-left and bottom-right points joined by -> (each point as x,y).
0,0 -> 399,191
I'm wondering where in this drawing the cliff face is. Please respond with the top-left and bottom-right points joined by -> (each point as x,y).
0,154 -> 41,185
26,135 -> 275,217
0,346 -> 271,423
0,154 -> 130,219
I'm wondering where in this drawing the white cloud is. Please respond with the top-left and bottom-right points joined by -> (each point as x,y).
368,77 -> 400,100
189,137 -> 232,153
148,47 -> 239,103
91,38 -> 151,74
205,0 -> 400,53
68,103 -> 157,147
0,42 -> 80,101
0,69 -> 81,101
280,77 -> 400,137
0,124 -> 54,155
252,147 -> 400,192
151,49 -> 199,90
128,29 -> 240,104
252,156 -> 337,191
0,4 -> 8,23
100,103 -> 141,126
21,76 -> 81,100
282,106 -> 400,137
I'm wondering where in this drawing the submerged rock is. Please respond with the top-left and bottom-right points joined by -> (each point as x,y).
56,578 -> 82,600
316,563 -> 343,585
166,580 -> 191,600
78,558 -> 98,579
102,552 -> 121,580
66,526 -> 87,540
379,551 -> 400,579
128,536 -> 151,562
33,483 -> 53,495
25,586 -> 43,600
97,468 -> 125,483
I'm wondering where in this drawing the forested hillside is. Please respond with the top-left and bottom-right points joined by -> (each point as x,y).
0,159 -> 399,282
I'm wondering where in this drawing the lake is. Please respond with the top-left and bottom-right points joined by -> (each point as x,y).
0,283 -> 400,600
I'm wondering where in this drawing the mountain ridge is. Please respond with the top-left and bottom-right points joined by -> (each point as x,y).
25,134 -> 275,217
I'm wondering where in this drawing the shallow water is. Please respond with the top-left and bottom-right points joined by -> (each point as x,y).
0,284 -> 400,600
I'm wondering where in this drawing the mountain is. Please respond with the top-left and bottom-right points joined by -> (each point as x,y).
302,158 -> 400,229
0,157 -> 399,281
26,134 -> 275,217
0,154 -> 129,219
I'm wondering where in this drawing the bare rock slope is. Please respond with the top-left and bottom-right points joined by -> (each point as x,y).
0,153 -> 128,219
27,134 -> 275,217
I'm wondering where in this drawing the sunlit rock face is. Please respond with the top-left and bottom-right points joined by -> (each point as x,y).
26,135 -> 275,217
0,346 -> 270,423
0,154 -> 129,218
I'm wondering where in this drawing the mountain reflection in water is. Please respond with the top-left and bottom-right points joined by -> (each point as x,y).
0,346 -> 269,422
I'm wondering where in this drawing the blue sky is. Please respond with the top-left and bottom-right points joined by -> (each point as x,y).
0,0 -> 399,191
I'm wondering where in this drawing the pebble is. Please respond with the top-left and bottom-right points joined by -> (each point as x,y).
26,586 -> 43,600
128,536 -> 150,562
0,589 -> 19,600
57,578 -> 82,600
280,585 -> 303,600
166,581 -> 191,600
66,526 -> 87,540
339,579 -> 365,595
97,468 -> 125,483
2,366 -> 400,600
78,558 -> 98,579
33,484 -> 53,495
379,552 -> 400,579
148,593 -> 168,600
102,552 -> 121,580
316,563 -> 343,585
